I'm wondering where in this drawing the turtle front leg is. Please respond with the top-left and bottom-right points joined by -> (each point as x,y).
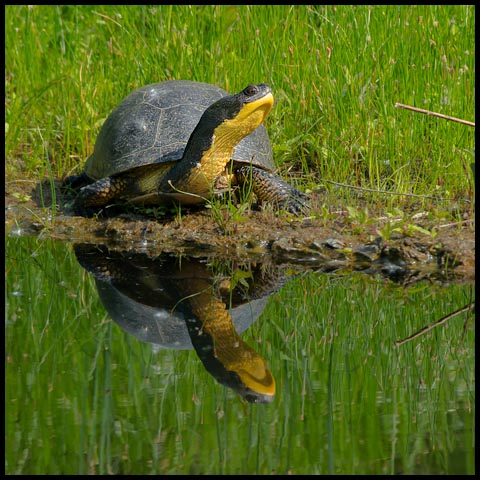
235,165 -> 309,215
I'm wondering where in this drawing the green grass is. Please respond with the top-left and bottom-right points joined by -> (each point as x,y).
5,5 -> 475,209
5,236 -> 475,474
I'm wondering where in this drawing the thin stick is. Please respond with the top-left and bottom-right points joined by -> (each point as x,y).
395,302 -> 474,346
394,103 -> 475,127
323,180 -> 438,199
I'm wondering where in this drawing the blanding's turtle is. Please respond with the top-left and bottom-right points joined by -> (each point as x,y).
66,80 -> 308,216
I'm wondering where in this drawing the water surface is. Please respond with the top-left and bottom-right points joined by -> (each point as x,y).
5,235 -> 475,474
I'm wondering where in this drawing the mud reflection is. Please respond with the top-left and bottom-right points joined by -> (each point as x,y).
74,244 -> 292,403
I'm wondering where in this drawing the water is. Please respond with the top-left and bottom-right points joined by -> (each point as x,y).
5,235 -> 475,475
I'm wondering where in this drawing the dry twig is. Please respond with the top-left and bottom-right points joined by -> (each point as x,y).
395,302 -> 474,346
394,103 -> 475,127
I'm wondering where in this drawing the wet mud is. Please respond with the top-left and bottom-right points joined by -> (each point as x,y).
5,178 -> 475,285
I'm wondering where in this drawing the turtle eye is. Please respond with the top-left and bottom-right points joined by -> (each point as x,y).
244,85 -> 259,97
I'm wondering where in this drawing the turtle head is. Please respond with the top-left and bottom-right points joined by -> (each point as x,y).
185,84 -> 274,155
163,83 -> 274,200
206,83 -> 274,138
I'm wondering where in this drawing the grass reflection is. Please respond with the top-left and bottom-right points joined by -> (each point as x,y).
5,236 -> 474,474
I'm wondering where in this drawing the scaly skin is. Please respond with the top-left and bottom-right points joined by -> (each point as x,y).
73,176 -> 129,217
72,163 -> 171,216
235,165 -> 309,215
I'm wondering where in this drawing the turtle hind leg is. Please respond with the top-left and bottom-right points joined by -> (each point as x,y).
72,163 -> 168,217
73,175 -> 131,217
235,165 -> 309,215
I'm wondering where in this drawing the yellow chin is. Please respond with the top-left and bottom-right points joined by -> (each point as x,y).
215,91 -> 274,142
234,92 -> 274,133
236,363 -> 276,397
177,92 -> 274,196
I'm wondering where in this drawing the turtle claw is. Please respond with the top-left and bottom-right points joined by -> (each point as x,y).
282,191 -> 310,216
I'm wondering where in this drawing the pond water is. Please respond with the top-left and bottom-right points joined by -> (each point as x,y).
5,234 -> 475,475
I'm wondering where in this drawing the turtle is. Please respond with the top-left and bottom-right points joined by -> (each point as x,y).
65,80 -> 308,216
73,244 -> 289,403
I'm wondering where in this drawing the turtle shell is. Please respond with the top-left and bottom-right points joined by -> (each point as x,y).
73,244 -> 276,350
84,80 -> 274,180
94,278 -> 271,350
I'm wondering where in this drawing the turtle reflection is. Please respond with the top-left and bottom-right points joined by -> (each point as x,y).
74,244 -> 288,403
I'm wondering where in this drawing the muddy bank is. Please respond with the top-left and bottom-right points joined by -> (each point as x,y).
5,178 -> 475,284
